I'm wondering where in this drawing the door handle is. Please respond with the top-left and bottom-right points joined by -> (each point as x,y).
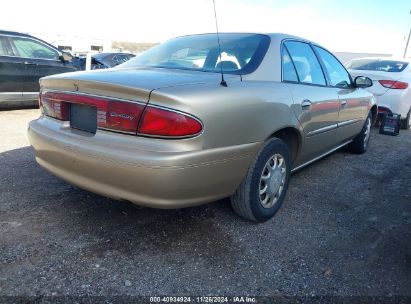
341,100 -> 347,106
24,61 -> 37,66
301,99 -> 312,110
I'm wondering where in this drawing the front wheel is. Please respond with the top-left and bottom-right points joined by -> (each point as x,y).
348,113 -> 372,154
230,138 -> 291,222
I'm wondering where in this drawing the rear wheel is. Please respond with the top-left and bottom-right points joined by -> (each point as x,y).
400,109 -> 411,130
348,113 -> 372,154
230,138 -> 291,222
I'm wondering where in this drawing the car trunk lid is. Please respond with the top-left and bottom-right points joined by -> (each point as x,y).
39,67 -> 239,136
40,67 -> 231,102
348,70 -> 402,96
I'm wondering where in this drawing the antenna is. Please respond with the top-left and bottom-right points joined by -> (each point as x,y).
212,0 -> 227,87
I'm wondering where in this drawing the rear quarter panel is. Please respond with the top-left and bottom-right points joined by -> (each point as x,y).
149,80 -> 300,149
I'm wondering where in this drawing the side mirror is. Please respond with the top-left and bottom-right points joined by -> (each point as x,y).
60,52 -> 73,62
354,76 -> 373,88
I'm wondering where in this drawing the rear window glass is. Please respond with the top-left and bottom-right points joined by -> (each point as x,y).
346,59 -> 408,72
118,33 -> 270,75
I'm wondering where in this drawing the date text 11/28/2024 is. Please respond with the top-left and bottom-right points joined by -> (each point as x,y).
149,296 -> 257,303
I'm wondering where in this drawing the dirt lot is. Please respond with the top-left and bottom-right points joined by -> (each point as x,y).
0,109 -> 410,301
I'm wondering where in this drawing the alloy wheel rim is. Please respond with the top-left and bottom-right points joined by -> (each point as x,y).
259,154 -> 287,209
364,117 -> 371,149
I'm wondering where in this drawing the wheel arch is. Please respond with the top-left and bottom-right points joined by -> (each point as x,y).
267,127 -> 302,164
370,104 -> 378,125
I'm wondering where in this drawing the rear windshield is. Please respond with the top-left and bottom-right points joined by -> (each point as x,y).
118,33 -> 270,75
345,59 -> 408,72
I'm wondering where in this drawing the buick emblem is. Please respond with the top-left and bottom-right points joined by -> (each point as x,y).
110,113 -> 134,120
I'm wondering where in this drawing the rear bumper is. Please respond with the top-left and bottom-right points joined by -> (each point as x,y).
376,93 -> 411,118
28,117 -> 260,208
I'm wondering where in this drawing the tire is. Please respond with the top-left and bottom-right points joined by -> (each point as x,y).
375,114 -> 382,128
400,109 -> 411,130
348,113 -> 372,154
230,138 -> 291,222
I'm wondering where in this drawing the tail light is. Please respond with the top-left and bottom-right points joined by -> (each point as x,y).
138,107 -> 202,137
378,107 -> 391,114
99,100 -> 144,133
40,91 -> 145,133
40,91 -> 202,138
378,80 -> 408,89
40,92 -> 69,120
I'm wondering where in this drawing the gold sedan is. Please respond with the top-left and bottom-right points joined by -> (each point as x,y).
28,33 -> 376,222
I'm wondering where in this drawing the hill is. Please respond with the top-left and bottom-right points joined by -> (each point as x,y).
112,41 -> 159,54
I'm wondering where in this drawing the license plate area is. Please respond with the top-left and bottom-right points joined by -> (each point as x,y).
70,103 -> 97,134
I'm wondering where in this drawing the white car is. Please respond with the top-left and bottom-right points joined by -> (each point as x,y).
346,57 -> 411,129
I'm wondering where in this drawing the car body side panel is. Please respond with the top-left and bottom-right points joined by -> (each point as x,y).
286,83 -> 340,164
335,88 -> 370,142
148,80 -> 299,149
0,55 -> 25,95
376,89 -> 411,117
24,58 -> 77,93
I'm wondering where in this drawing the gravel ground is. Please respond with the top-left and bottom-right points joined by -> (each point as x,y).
0,109 -> 410,302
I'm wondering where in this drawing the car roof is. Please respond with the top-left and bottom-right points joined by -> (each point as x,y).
177,32 -> 309,41
174,32 -> 329,52
0,29 -> 35,38
266,32 -> 308,41
266,32 -> 323,46
0,29 -> 61,52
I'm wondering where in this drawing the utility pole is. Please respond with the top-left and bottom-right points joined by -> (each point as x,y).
404,10 -> 411,58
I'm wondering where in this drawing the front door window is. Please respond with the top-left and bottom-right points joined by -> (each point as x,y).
11,37 -> 59,60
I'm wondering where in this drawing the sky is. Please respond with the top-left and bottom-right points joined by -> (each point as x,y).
1,0 -> 410,55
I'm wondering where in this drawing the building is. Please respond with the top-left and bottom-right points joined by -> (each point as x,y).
30,32 -> 112,56
25,32 -> 401,64
333,52 -> 392,64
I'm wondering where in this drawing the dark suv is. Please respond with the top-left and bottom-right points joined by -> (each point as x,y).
0,30 -> 82,108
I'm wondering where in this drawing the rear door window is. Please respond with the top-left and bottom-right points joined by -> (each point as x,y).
10,37 -> 59,60
314,46 -> 351,88
284,41 -> 326,86
282,46 -> 299,82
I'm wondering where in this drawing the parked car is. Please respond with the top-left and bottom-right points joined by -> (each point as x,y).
0,30 -> 82,108
346,57 -> 411,129
91,52 -> 135,69
28,33 -> 376,222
